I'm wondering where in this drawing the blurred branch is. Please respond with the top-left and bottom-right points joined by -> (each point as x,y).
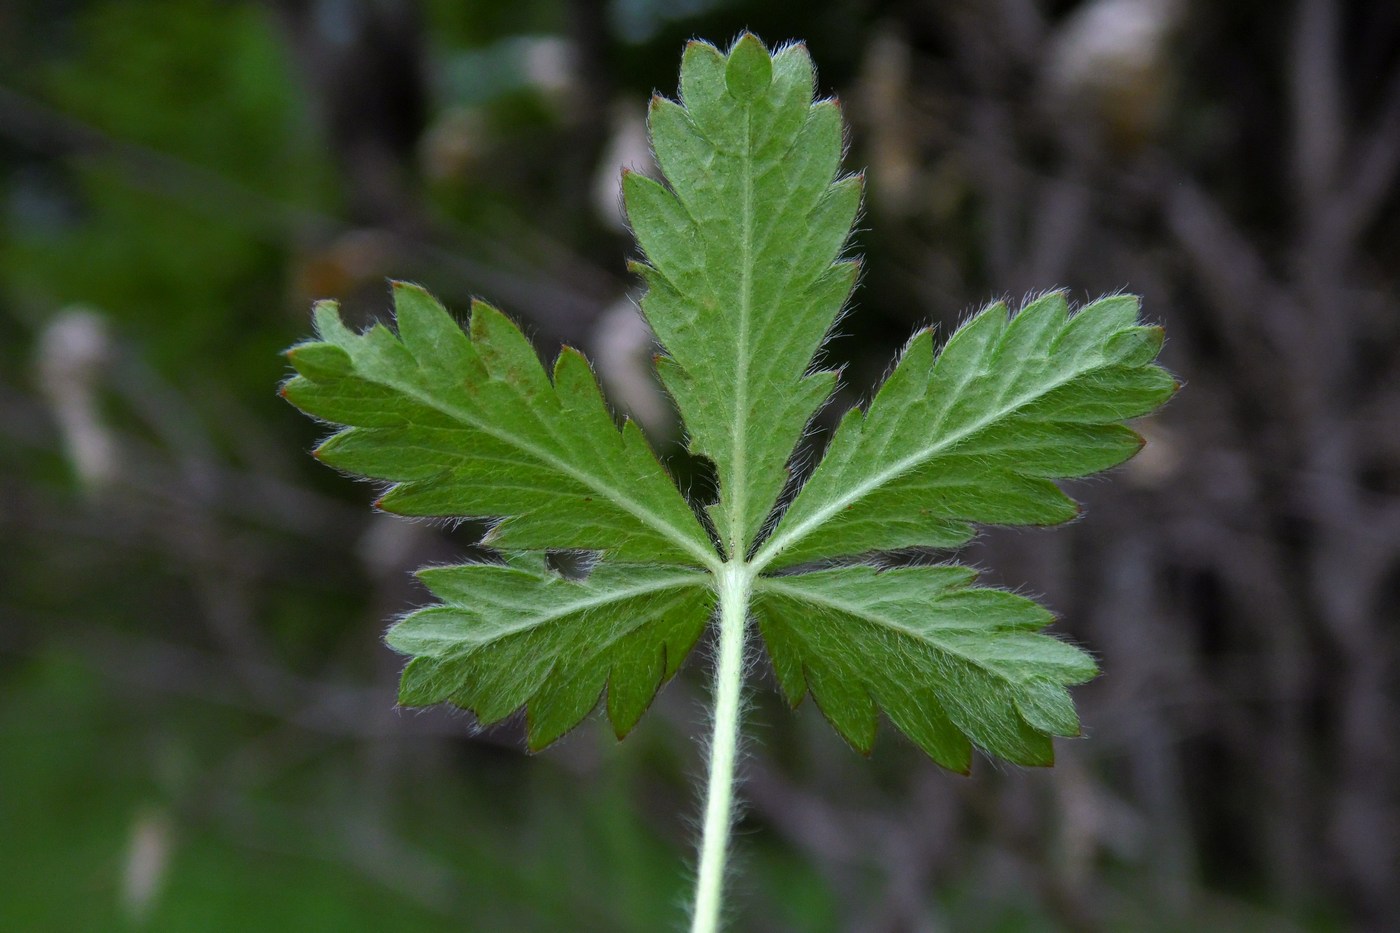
1290,0 -> 1345,216
1324,59 -> 1400,262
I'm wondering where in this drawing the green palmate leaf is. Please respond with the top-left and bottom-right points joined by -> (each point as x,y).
624,34 -> 860,558
755,566 -> 1097,772
390,558 -> 713,749
754,292 -> 1178,570
282,282 -> 714,567
282,35 -> 1176,776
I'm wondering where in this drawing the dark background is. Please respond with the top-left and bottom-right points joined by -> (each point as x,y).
2,1 -> 1398,930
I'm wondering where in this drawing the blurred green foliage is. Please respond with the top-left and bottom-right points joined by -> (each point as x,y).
0,656 -> 695,931
4,1 -> 330,392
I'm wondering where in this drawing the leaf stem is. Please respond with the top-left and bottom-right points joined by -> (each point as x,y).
691,561 -> 753,933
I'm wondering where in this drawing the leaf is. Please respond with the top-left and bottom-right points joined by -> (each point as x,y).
755,293 -> 1178,570
754,565 -> 1097,771
624,35 -> 861,558
391,558 -> 713,749
282,282 -> 715,567
282,35 -> 1176,767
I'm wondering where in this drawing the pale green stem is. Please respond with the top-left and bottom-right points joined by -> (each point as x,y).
690,561 -> 753,933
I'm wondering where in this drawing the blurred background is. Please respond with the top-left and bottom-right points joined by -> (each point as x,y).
2,0 -> 1398,930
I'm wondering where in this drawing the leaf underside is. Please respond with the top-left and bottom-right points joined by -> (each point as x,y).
756,566 -> 1096,771
282,282 -> 713,567
391,558 -> 713,749
281,34 -> 1176,768
757,291 -> 1176,570
625,35 -> 861,558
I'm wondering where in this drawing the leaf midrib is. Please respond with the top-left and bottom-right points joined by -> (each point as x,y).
757,578 -> 1027,683
724,105 -> 756,559
418,571 -> 709,650
366,367 -> 719,569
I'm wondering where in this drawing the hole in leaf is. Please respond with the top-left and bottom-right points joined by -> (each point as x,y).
545,549 -> 600,580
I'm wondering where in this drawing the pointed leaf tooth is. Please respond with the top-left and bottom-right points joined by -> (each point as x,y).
678,41 -> 729,140
358,321 -> 417,380
606,632 -> 666,740
397,657 -> 458,706
1054,294 -> 1141,358
622,171 -> 707,288
1015,679 -> 1083,738
526,664 -> 608,751
311,300 -> 354,348
879,691 -> 973,774
792,174 -> 863,272
915,473 -> 1079,525
933,302 -> 1008,385
807,662 -> 878,754
462,650 -> 554,726
283,376 -> 408,427
724,33 -> 772,101
955,422 -> 1145,477
1019,365 -> 1178,423
1104,324 -> 1166,367
768,43 -> 817,122
647,98 -> 715,208
316,426 -> 454,480
286,342 -> 352,380
994,292 -> 1068,369
552,346 -> 622,444
870,327 -> 935,417
759,617 -> 809,708
785,100 -> 845,201
386,606 -> 472,657
469,301 -> 554,400
391,280 -> 477,375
